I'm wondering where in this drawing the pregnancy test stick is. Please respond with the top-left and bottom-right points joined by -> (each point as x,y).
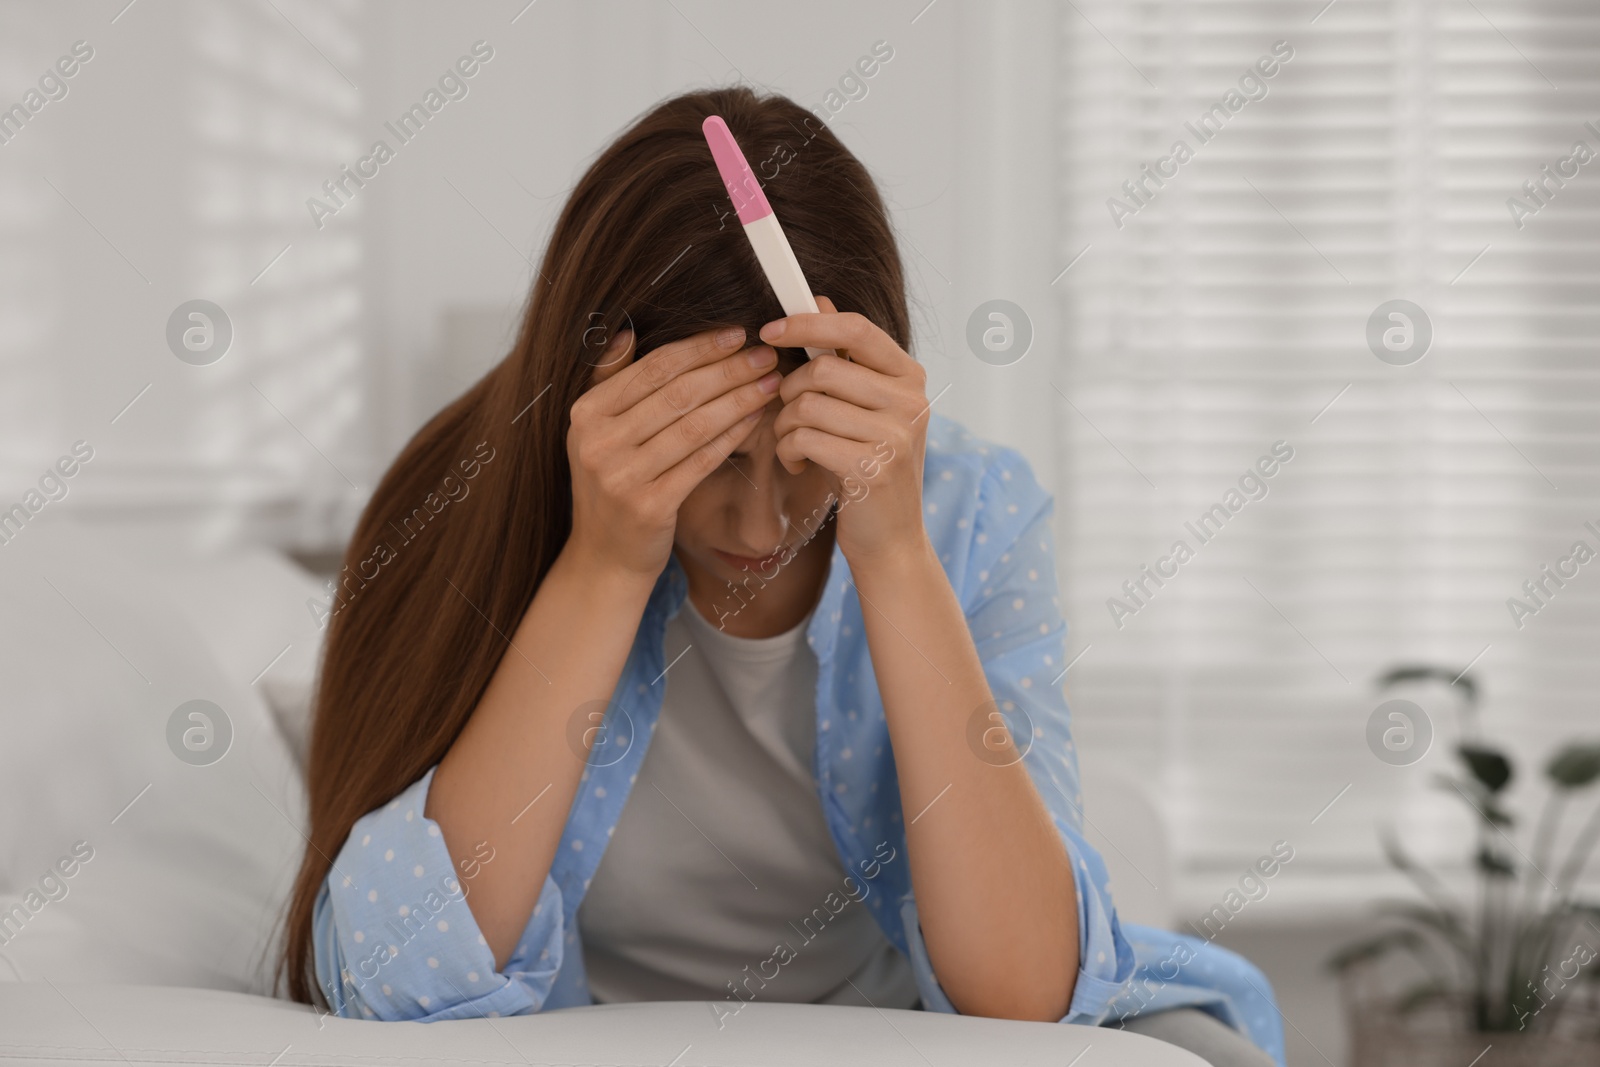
702,114 -> 828,359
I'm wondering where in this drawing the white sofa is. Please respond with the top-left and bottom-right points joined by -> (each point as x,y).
0,521 -> 1193,1066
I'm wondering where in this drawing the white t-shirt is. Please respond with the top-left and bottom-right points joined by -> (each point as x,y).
577,594 -> 918,1008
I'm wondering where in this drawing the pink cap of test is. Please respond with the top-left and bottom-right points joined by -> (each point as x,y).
702,115 -> 773,225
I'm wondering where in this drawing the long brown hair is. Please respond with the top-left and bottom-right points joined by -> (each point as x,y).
281,86 -> 910,1005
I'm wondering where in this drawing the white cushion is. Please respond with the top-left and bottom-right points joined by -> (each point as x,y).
0,521 -> 305,993
1077,757 -> 1175,929
0,984 -> 1205,1066
134,541 -> 327,771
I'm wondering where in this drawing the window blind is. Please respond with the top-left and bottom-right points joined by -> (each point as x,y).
1055,0 -> 1600,915
0,0 -> 367,552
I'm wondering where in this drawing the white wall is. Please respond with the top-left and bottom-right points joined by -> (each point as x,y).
0,0 -> 369,553
1,0 -> 1064,558
367,0 -> 1063,494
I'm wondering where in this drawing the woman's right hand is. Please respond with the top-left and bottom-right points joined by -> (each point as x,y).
565,325 -> 782,581
429,323 -> 778,972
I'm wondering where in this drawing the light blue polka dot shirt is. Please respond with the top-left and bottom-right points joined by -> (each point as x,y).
311,413 -> 1285,1066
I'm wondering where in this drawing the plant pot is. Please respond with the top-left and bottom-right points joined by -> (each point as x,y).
1340,977 -> 1600,1067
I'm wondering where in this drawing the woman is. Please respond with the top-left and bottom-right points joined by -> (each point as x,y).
280,87 -> 1283,1066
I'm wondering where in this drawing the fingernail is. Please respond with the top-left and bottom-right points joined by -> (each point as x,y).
758,371 -> 781,394
717,326 -> 745,349
746,347 -> 776,369
761,319 -> 786,341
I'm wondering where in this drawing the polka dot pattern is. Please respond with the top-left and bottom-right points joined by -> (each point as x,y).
308,415 -> 1283,1060
312,767 -> 563,1022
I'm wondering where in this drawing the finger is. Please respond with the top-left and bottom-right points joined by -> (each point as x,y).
775,425 -> 875,481
619,345 -> 779,445
777,352 -> 895,410
773,389 -> 881,477
758,300 -> 911,376
810,294 -> 841,361
587,329 -> 636,390
654,407 -> 764,503
773,389 -> 882,447
596,326 -> 746,416
638,373 -> 782,480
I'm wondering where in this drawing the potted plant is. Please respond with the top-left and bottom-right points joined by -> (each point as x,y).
1329,664 -> 1600,1066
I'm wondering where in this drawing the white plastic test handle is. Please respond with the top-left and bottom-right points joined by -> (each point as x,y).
742,213 -> 829,360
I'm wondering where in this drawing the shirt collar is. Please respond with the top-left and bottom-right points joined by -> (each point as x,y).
649,543 -> 853,667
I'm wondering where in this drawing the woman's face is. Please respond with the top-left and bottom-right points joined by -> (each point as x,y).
671,359 -> 839,590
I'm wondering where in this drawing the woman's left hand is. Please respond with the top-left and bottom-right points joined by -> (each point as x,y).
760,296 -> 930,569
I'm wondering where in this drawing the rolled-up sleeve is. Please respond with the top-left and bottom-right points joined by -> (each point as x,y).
312,766 -> 567,1021
899,445 -> 1136,1022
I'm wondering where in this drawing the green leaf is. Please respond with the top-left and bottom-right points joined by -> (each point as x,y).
1476,846 -> 1516,878
1373,900 -> 1472,955
1459,743 -> 1513,794
1380,829 -> 1468,921
1375,664 -> 1478,705
1433,774 -> 1514,826
1395,980 -> 1454,1014
1325,928 -> 1426,972
1483,801 -> 1514,828
1546,743 -> 1600,789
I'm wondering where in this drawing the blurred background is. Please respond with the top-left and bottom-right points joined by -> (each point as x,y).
2,1 -> 1598,1062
